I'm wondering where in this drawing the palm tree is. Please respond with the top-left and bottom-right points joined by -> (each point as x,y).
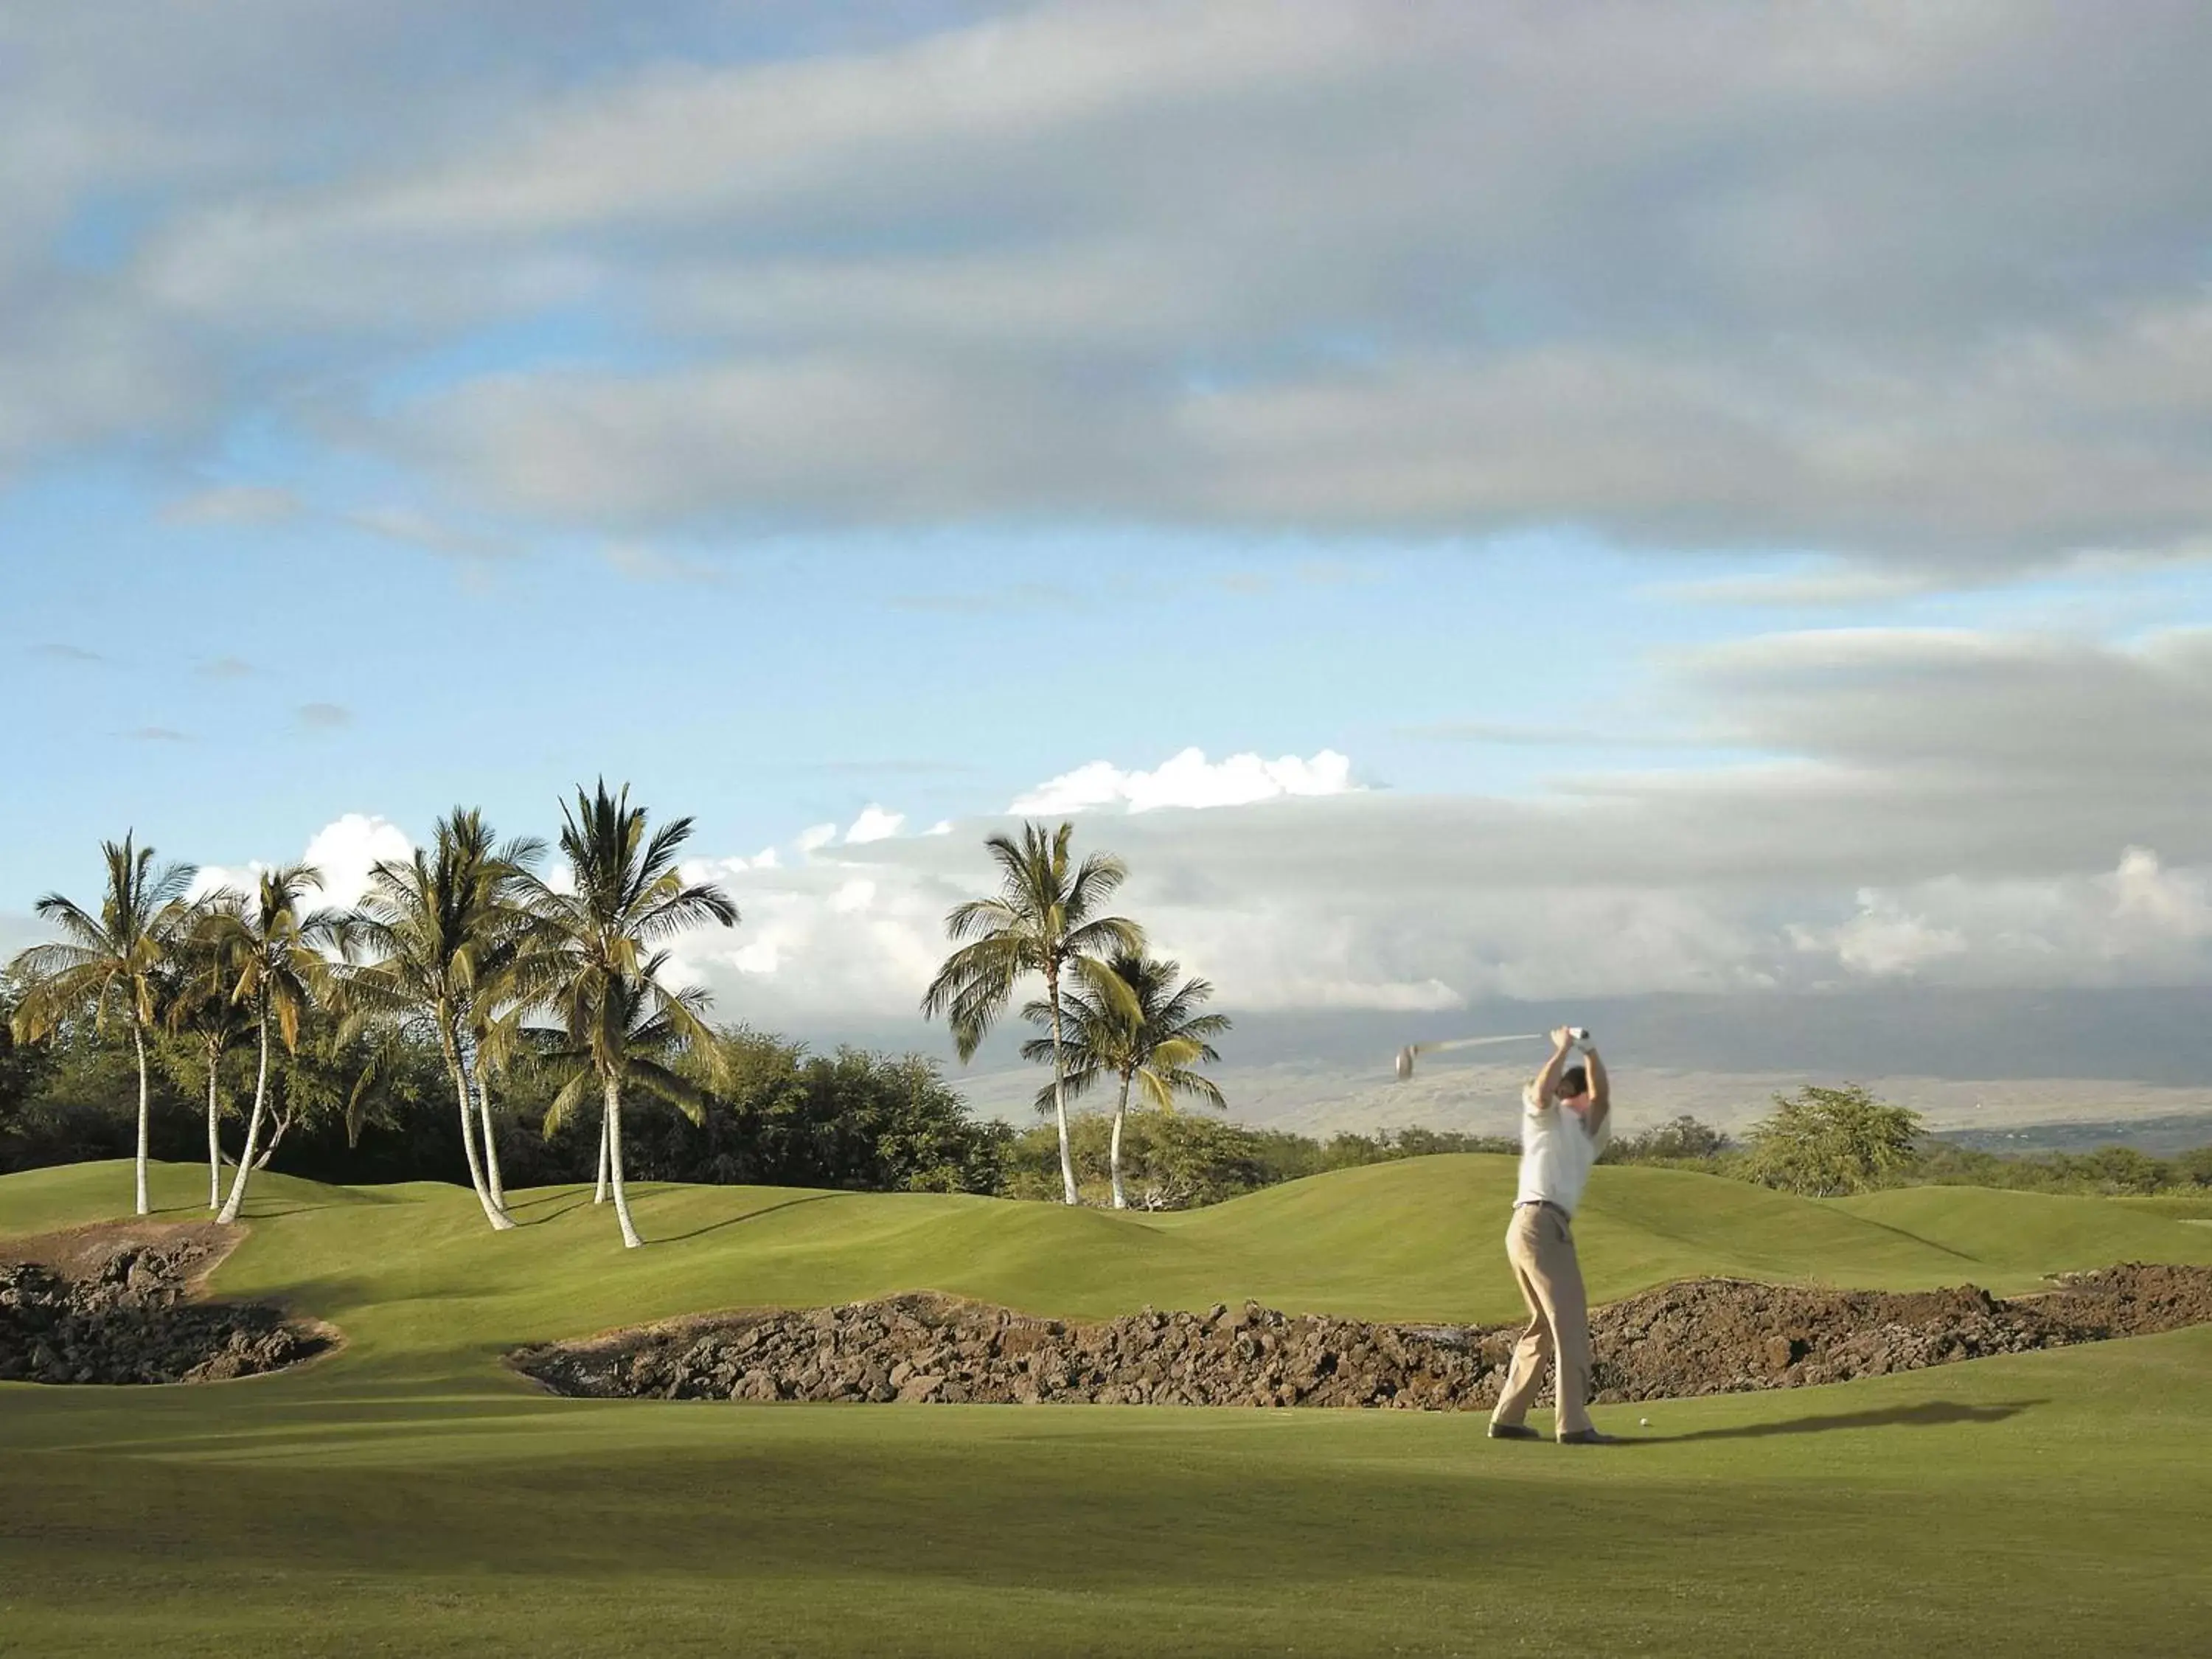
166,893 -> 254,1210
537,955 -> 718,1228
519,782 -> 737,1248
922,821 -> 1143,1206
1021,950 -> 1229,1208
212,865 -> 344,1225
8,835 -> 196,1215
344,810 -> 542,1232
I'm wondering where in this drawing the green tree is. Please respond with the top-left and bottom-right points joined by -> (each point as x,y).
922,821 -> 1143,1206
8,835 -> 197,1215
209,866 -> 345,1223
1020,950 -> 1228,1208
345,810 -> 543,1231
519,782 -> 737,1248
1743,1082 -> 1924,1196
1601,1114 -> 1733,1166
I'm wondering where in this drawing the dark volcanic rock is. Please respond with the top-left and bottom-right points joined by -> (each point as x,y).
0,1236 -> 327,1385
511,1264 -> 2212,1410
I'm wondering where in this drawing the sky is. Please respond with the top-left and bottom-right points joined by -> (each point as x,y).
6,1 -> 2212,1071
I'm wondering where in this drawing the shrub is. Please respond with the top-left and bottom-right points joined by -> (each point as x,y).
1744,1083 -> 1924,1196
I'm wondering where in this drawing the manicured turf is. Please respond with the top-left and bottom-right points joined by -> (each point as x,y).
4,1158 -> 2209,1656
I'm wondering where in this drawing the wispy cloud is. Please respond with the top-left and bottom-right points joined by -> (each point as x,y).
34,642 -> 103,663
297,702 -> 352,731
599,543 -> 728,584
122,725 -> 191,742
888,583 -> 1074,616
161,484 -> 302,527
346,507 -> 509,561
195,655 -> 254,680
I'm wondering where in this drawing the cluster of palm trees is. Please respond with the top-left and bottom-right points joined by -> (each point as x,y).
10,805 -> 1228,1235
922,822 -> 1228,1209
7,784 -> 737,1247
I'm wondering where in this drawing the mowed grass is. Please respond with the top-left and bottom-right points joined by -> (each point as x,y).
3,1156 -> 2210,1657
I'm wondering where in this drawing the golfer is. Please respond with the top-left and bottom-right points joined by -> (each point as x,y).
1488,1025 -> 1614,1444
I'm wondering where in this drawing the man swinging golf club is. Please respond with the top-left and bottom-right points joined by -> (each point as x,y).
1488,1025 -> 1615,1445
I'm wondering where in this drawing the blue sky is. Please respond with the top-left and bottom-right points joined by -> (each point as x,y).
6,2 -> 2212,1037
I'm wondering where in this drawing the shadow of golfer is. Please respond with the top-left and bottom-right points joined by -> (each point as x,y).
1632,1398 -> 2046,1442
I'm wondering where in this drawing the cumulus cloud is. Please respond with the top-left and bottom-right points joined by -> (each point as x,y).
1009,748 -> 1355,815
146,602 -> 2212,1033
844,805 -> 905,844
650,624 -> 2212,1022
192,812 -> 414,912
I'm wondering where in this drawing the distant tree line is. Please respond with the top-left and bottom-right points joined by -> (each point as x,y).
0,974 -> 1008,1196
1599,1084 -> 2212,1198
1000,1116 -> 1517,1208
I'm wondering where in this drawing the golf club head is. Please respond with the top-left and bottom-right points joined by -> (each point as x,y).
1393,1046 -> 1415,1082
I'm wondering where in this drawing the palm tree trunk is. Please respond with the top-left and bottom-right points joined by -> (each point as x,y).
1048,968 -> 1078,1205
131,1021 -> 152,1216
448,1039 -> 514,1231
1110,1071 -> 1133,1210
478,1076 -> 507,1209
605,1076 -> 643,1248
594,1108 -> 611,1203
217,1006 -> 271,1224
205,1045 -> 223,1211
251,1102 -> 288,1169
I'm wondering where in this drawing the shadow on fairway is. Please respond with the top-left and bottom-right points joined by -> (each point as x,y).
1638,1398 -> 2046,1442
658,1192 -> 849,1242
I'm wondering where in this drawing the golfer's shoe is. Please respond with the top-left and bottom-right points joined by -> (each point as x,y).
1557,1428 -> 1620,1445
1486,1422 -> 1542,1441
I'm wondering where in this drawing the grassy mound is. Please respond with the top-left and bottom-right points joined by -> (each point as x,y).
4,1156 -> 2209,1655
6,1156 -> 2209,1385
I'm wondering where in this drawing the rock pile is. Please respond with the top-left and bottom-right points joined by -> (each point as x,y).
0,1236 -> 327,1385
517,1296 -> 1516,1408
1587,1264 -> 2212,1400
512,1262 -> 2212,1409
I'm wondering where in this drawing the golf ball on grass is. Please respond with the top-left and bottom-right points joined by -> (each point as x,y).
1639,1417 -> 1651,1427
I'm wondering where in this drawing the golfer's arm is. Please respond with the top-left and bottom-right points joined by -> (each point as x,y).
1585,1046 -> 1611,1138
1531,1040 -> 1573,1111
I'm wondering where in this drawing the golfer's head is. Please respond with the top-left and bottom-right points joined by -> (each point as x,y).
1557,1064 -> 1590,1107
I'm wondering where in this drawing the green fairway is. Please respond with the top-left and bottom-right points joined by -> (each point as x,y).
4,1157 -> 2210,1656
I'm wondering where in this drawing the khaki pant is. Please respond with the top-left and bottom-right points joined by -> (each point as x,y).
1489,1203 -> 1593,1438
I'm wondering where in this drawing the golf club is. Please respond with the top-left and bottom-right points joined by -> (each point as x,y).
1392,1028 -> 1590,1081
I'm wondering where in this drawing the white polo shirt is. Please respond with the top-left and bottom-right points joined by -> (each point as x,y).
1515,1082 -> 1610,1216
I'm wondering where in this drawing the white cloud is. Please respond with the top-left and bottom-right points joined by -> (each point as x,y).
1010,746 -> 1355,815
844,804 -> 905,844
827,880 -> 876,915
191,812 -> 413,912
795,823 -> 839,855
681,847 -> 779,886
2104,846 -> 2212,939
1790,895 -> 1970,979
